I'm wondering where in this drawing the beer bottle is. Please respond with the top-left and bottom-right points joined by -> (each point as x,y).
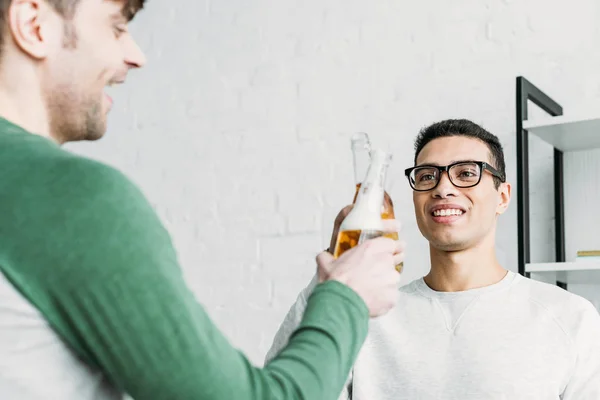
349,133 -> 403,272
350,133 -> 398,239
334,148 -> 389,258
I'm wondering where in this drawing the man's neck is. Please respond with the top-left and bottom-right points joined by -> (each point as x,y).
423,239 -> 507,292
0,59 -> 51,140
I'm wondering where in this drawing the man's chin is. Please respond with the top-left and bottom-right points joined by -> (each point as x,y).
84,130 -> 106,141
429,236 -> 469,252
50,105 -> 107,143
64,128 -> 106,143
81,118 -> 108,142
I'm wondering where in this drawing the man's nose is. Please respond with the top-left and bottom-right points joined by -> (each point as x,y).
124,36 -> 147,69
432,172 -> 458,198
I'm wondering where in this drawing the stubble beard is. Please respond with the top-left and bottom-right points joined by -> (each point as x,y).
45,20 -> 107,143
47,89 -> 106,143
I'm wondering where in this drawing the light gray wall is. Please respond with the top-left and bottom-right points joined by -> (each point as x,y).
67,0 -> 600,364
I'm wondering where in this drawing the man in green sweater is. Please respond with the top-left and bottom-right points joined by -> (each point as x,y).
0,0 -> 405,399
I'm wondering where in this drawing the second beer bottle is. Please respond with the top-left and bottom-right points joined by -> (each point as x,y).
334,148 -> 390,258
347,133 -> 403,272
351,133 -> 397,238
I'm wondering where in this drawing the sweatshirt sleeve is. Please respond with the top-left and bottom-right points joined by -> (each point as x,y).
2,158 -> 369,400
265,274 -> 354,400
562,301 -> 600,399
264,275 -> 317,363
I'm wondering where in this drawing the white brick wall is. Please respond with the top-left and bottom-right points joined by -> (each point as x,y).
67,0 -> 600,364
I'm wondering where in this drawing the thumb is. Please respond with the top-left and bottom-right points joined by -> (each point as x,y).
316,250 -> 335,283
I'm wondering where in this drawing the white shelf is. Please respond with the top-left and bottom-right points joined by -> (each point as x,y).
523,115 -> 600,152
526,261 -> 600,285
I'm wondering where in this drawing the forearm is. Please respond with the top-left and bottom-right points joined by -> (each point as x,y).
265,274 -> 318,363
263,281 -> 366,399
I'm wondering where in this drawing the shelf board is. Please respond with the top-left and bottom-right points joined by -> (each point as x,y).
526,261 -> 600,285
523,115 -> 600,152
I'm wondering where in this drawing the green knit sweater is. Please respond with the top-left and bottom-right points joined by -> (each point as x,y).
0,118 -> 368,399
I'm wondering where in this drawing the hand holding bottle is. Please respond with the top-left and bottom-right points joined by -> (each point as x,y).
316,236 -> 405,317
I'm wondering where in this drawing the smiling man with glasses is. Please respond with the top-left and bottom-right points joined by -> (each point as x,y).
266,118 -> 600,400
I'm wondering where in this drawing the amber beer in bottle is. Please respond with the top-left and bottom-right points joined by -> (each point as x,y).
350,133 -> 402,272
334,149 -> 389,258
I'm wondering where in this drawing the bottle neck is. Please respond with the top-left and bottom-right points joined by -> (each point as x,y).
351,133 -> 371,185
340,148 -> 391,233
354,151 -> 388,214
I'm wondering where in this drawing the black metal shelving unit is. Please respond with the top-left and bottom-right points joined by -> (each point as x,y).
515,76 -> 567,289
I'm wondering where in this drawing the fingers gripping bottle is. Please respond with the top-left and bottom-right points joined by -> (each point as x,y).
334,148 -> 389,258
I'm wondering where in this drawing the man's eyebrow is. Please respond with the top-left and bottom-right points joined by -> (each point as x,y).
415,159 -> 475,167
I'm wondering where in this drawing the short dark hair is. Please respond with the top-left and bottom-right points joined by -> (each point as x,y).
0,0 -> 145,55
413,119 -> 506,188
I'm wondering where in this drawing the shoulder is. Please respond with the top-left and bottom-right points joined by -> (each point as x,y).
62,153 -> 169,235
515,277 -> 600,341
4,143 -> 158,237
18,152 -> 174,279
54,153 -> 146,205
517,276 -> 594,314
34,151 -> 163,232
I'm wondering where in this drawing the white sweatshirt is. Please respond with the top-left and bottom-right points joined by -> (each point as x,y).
265,271 -> 600,400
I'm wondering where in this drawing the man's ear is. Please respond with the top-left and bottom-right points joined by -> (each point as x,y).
8,0 -> 61,59
496,181 -> 511,215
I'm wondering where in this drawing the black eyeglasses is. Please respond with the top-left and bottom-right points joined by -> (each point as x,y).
404,161 -> 505,192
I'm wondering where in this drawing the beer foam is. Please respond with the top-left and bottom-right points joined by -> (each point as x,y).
339,207 -> 384,232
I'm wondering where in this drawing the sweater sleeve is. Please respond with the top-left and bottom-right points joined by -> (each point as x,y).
265,275 -> 317,363
2,158 -> 369,400
562,301 -> 600,399
264,275 -> 354,400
